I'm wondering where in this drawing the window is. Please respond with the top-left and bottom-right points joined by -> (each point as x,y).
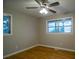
3,13 -> 12,35
47,17 -> 72,33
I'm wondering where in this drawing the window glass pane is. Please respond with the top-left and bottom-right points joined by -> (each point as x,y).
59,26 -> 64,32
58,21 -> 63,26
48,21 -> 55,27
3,16 -> 10,34
48,27 -> 56,32
64,26 -> 71,32
64,20 -> 72,26
56,21 -> 59,26
47,17 -> 72,33
56,27 -> 59,32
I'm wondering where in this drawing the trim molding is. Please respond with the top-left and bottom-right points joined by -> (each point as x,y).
38,44 -> 75,52
3,44 -> 38,58
4,44 -> 75,58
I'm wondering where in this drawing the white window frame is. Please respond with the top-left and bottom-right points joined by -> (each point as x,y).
3,13 -> 13,36
46,17 -> 73,34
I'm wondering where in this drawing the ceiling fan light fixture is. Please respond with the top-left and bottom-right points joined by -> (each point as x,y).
46,6 -> 49,8
40,8 -> 48,14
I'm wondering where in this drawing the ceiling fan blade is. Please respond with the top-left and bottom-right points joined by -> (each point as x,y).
48,8 -> 56,13
49,2 -> 59,7
35,0 -> 41,5
26,7 -> 38,9
41,0 -> 48,3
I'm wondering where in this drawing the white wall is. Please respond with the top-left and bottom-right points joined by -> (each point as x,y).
39,13 -> 75,50
3,10 -> 39,56
3,9 -> 75,57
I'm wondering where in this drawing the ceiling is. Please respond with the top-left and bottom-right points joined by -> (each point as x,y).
3,0 -> 75,18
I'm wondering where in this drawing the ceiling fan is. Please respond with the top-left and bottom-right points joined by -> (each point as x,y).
26,0 -> 60,14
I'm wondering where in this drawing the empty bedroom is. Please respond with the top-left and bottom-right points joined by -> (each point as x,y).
3,0 -> 75,59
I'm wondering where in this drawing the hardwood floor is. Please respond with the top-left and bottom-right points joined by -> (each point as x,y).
5,46 -> 75,59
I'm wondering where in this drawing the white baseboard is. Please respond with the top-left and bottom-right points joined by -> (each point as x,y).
4,44 -> 75,58
3,44 -> 38,58
38,44 -> 75,52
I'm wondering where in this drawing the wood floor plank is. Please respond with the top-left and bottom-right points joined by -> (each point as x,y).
5,46 -> 75,59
